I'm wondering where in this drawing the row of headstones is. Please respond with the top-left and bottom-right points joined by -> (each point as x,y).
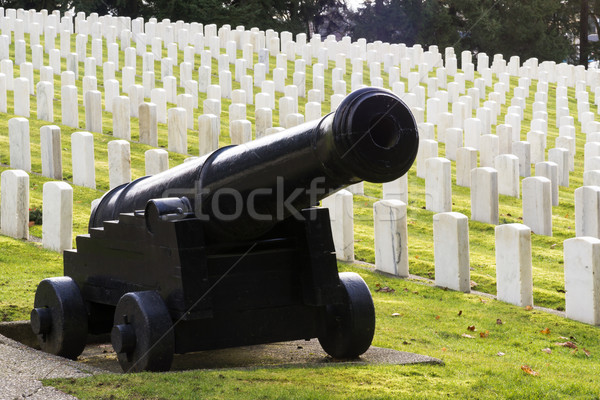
7,118 -> 180,189
4,5 -> 600,96
0,169 -> 71,252
323,189 -> 600,326
6,17 -> 597,153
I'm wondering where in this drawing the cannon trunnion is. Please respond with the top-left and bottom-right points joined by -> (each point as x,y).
31,88 -> 418,372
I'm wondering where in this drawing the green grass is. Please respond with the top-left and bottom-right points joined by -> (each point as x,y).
0,30 -> 598,399
46,264 -> 600,399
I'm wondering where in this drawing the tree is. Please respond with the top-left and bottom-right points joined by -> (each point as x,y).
349,0 -> 573,65
449,0 -> 573,63
350,0 -> 460,50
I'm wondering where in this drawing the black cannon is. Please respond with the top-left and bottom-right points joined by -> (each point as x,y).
31,87 -> 419,372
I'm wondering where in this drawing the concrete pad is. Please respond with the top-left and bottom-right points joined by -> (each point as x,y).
0,321 -> 442,377
77,339 -> 442,373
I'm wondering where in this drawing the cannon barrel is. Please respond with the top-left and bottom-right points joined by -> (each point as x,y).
90,87 -> 419,240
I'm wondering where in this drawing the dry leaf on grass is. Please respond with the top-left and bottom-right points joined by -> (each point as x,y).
540,327 -> 550,335
391,313 -> 401,317
583,348 -> 591,357
521,365 -> 539,376
525,305 -> 533,311
554,341 -> 578,349
467,325 -> 476,331
480,330 -> 490,338
461,333 -> 475,339
496,318 -> 503,325
497,352 -> 505,356
542,348 -> 552,354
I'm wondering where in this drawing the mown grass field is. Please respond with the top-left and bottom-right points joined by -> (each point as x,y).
0,29 -> 597,398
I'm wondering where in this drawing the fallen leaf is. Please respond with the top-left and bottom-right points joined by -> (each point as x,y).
540,327 -> 550,335
467,325 -> 476,331
583,348 -> 591,357
415,255 -> 420,259
458,310 -> 463,316
525,305 -> 533,311
559,336 -> 569,340
435,315 -> 440,320
497,352 -> 505,356
402,341 -> 411,345
391,313 -> 400,317
461,333 -> 475,339
542,348 -> 552,354
480,330 -> 490,338
479,298 -> 487,304
442,347 -> 447,352
376,286 -> 395,293
550,244 -> 557,249
521,365 -> 539,376
496,318 -> 503,325
470,280 -> 478,288
554,341 -> 578,349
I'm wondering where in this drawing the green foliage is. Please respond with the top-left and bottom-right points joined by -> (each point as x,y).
351,0 -> 574,64
351,0 -> 459,48
450,0 -> 574,63
28,207 -> 42,225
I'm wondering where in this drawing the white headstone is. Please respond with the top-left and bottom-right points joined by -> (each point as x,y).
470,167 -> 499,224
36,81 -> 54,122
198,113 -> 220,156
168,107 -> 187,154
71,131 -> 95,189
564,237 -> 600,325
512,141 -> 531,177
535,161 -> 559,206
433,212 -> 470,292
416,139 -> 438,179
0,169 -> 29,239
425,157 -> 452,213
145,149 -> 169,176
84,90 -> 102,133
40,125 -> 62,180
42,181 -> 73,252
456,146 -> 477,187
108,140 -> 131,189
495,224 -> 533,307
112,96 -> 131,140
374,200 -> 408,277
8,117 -> 30,172
575,186 -> 600,238
522,176 -> 552,236
382,175 -> 408,204
230,119 -> 252,144
321,190 -> 354,262
14,77 -> 29,117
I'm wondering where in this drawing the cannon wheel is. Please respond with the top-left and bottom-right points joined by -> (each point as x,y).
30,277 -> 88,360
111,291 -> 174,372
318,272 -> 375,359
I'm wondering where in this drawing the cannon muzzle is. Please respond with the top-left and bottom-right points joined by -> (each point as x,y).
90,87 -> 419,240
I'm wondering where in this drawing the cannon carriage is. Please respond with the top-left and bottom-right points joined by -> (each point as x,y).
30,87 -> 419,372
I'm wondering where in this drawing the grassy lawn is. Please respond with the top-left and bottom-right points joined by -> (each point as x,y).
0,29 -> 597,399
46,264 -> 600,399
